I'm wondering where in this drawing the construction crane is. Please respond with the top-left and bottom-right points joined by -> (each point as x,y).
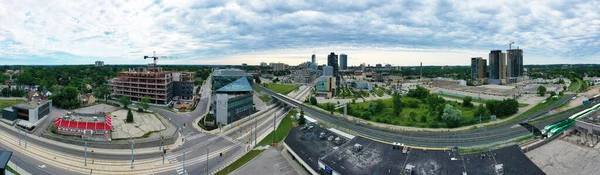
143,51 -> 177,67
509,41 -> 515,50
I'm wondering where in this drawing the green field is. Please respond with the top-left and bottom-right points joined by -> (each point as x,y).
259,94 -> 271,103
568,79 -> 582,92
214,109 -> 298,175
214,150 -> 265,175
506,95 -> 567,123
317,96 -> 480,128
262,84 -> 299,95
256,109 -> 297,146
0,99 -> 24,109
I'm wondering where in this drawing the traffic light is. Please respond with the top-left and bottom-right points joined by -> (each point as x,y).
163,149 -> 166,154
220,153 -> 222,157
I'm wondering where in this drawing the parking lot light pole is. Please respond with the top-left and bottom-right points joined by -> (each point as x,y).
131,140 -> 135,169
84,142 -> 88,167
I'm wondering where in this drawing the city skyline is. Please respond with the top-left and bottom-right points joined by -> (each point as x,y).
1,0 -> 599,65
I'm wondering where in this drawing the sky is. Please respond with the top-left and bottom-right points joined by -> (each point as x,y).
1,0 -> 599,66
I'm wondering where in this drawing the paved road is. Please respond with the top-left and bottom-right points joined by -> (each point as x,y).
258,85 -> 581,147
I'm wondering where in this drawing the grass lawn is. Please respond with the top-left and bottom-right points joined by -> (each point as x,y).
256,109 -> 297,146
0,99 -> 24,109
214,150 -> 265,175
318,97 -> 478,128
259,94 -> 271,103
262,84 -> 299,95
568,79 -> 582,92
506,95 -> 567,123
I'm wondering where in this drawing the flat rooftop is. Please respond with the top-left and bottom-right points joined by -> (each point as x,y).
284,123 -> 349,171
288,125 -> 544,175
63,112 -> 107,123
13,100 -> 49,109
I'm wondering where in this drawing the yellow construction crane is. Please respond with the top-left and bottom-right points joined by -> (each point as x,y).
144,51 -> 177,66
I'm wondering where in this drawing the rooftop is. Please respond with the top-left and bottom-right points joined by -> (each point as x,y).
13,100 -> 50,109
216,77 -> 253,93
284,123 -> 349,172
0,151 -> 12,169
213,68 -> 249,77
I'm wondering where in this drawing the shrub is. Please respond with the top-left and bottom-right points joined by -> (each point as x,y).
126,109 -> 134,123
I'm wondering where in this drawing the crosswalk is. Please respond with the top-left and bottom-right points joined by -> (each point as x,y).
222,135 -> 242,146
184,133 -> 206,141
168,155 -> 186,175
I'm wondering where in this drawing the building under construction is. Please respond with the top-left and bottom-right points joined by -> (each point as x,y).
108,67 -> 194,105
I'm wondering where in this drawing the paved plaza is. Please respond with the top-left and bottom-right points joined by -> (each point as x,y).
110,109 -> 167,139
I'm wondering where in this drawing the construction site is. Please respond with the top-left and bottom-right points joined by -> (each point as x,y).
108,53 -> 194,105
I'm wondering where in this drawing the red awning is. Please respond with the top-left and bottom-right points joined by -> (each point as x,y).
53,115 -> 113,131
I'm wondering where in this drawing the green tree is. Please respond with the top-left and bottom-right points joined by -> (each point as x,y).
420,114 -> 427,123
392,92 -> 402,115
563,86 -> 567,91
93,85 -> 110,102
474,104 -> 490,120
442,104 -> 462,128
559,91 -> 564,96
139,96 -> 151,111
254,76 -> 261,84
537,85 -> 547,96
409,112 -> 417,121
298,109 -> 306,125
126,109 -> 134,123
407,86 -> 430,99
462,96 -> 473,107
120,96 -> 132,109
549,91 -> 556,97
309,96 -> 318,105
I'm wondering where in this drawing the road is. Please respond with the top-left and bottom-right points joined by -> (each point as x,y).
258,85 -> 582,147
0,80 -> 313,175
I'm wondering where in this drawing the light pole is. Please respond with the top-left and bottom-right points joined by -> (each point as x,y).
130,140 -> 135,169
183,150 -> 186,175
84,142 -> 88,167
18,129 -> 21,146
206,141 -> 214,175
24,132 -> 27,149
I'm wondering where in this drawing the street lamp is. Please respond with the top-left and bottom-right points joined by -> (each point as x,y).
131,140 -> 135,169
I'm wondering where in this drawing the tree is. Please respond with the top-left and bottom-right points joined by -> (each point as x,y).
139,96 -> 151,111
485,99 -> 518,118
120,96 -> 132,109
392,92 -> 402,115
254,76 -> 261,84
420,114 -> 427,123
409,112 -> 418,121
126,109 -> 134,123
474,104 -> 490,121
309,96 -> 318,106
462,96 -> 473,107
351,98 -> 356,104
537,85 -> 547,96
559,91 -> 564,96
549,91 -> 557,97
407,86 -> 430,99
298,109 -> 306,125
441,104 -> 462,128
93,85 -> 110,102
563,86 -> 567,91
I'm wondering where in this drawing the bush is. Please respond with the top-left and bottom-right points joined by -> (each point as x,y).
462,96 -> 473,107
137,108 -> 144,112
404,98 -> 420,108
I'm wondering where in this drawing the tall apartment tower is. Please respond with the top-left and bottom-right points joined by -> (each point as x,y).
339,54 -> 348,70
488,50 -> 506,83
507,48 -> 524,77
471,57 -> 487,80
311,54 -> 316,65
327,52 -> 339,86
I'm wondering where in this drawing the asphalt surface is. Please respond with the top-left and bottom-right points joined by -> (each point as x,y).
0,80 -> 312,175
258,85 -> 583,147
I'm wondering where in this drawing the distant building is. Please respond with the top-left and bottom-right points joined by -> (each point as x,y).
242,63 -> 248,67
339,54 -> 348,70
471,57 -> 487,81
311,54 -> 316,65
385,64 -> 392,70
260,62 -> 268,67
323,66 -> 334,76
507,48 -> 524,77
212,69 -> 254,125
316,76 -> 336,99
1,100 -> 52,130
376,64 -> 382,68
347,80 -> 373,92
327,52 -> 340,86
95,61 -> 104,67
270,63 -> 286,71
293,69 -> 318,84
488,50 -> 506,84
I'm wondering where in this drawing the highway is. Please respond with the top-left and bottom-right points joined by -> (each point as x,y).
257,85 -> 583,147
0,81 -> 312,175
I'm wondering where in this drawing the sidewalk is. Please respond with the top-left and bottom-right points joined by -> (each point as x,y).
0,121 -> 184,156
6,161 -> 32,175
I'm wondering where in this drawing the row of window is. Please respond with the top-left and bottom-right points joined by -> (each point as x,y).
227,97 -> 253,108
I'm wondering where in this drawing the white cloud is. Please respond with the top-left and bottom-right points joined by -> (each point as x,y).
0,0 -> 599,65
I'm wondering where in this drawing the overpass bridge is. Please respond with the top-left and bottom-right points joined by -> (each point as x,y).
255,85 -> 578,148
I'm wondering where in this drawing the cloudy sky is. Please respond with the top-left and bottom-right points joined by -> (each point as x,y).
1,0 -> 599,66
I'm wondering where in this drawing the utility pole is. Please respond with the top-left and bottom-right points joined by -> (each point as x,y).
24,132 -> 27,149
18,129 -> 21,146
84,142 -> 88,167
206,145 -> 209,175
273,111 -> 276,145
183,151 -> 186,175
131,140 -> 135,169
254,116 -> 257,145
